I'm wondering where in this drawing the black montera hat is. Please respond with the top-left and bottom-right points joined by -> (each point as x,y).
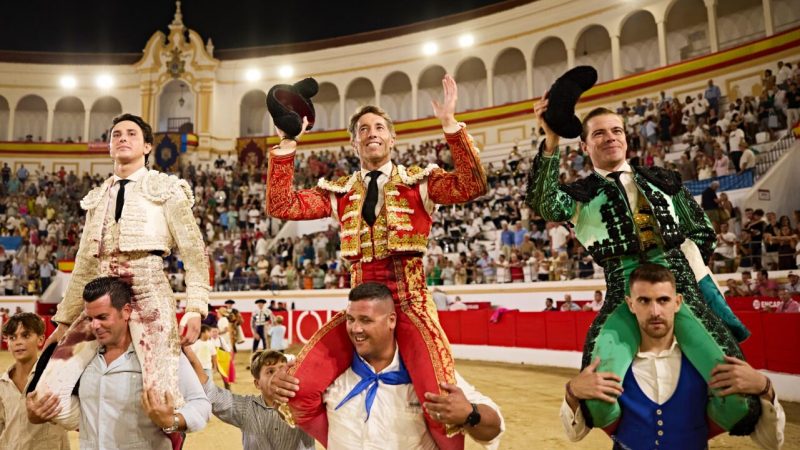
267,78 -> 319,139
543,66 -> 598,139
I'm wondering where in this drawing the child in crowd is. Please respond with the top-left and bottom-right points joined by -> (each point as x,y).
268,316 -> 287,352
1,313 -> 69,449
183,346 -> 314,449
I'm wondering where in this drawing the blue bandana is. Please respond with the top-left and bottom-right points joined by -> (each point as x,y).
335,350 -> 412,421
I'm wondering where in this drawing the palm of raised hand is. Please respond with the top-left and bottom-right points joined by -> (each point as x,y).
431,74 -> 458,123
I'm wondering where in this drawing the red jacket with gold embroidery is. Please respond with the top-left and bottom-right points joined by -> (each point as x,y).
266,126 -> 487,261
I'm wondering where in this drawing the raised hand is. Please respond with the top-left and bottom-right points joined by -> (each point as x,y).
275,116 -> 310,144
431,75 -> 459,129
533,91 -> 560,153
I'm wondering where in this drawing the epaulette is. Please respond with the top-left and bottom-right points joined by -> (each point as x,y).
140,170 -> 195,205
79,178 -> 113,211
397,163 -> 439,185
559,173 -> 605,203
635,166 -> 683,195
317,173 -> 358,193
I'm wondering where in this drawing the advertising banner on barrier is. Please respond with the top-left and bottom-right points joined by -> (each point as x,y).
726,295 -> 800,311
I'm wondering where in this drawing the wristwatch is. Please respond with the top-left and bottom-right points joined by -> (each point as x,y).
162,413 -> 180,433
463,403 -> 481,427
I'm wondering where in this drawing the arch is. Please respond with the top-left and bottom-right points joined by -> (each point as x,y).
492,47 -> 526,106
532,37 -> 567,97
157,79 -> 195,132
344,77 -> 376,120
454,56 -> 487,111
380,71 -> 413,122
239,90 -> 268,136
0,95 -> 9,141
89,96 -> 123,142
14,94 -> 47,141
417,65 -> 447,118
665,0 -> 709,64
314,82 -> 340,131
620,10 -> 659,75
52,96 -> 85,142
773,0 -> 800,32
717,0 -> 765,49
575,25 -> 612,83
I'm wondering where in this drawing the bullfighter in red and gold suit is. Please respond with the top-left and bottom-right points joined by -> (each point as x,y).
266,75 -> 487,449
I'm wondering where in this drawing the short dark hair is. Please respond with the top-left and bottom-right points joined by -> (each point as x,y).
83,276 -> 133,311
760,269 -> 769,278
200,324 -> 211,335
2,312 -> 45,337
580,107 -> 622,142
348,282 -> 393,302
250,350 -> 287,379
111,113 -> 154,164
629,263 -> 676,288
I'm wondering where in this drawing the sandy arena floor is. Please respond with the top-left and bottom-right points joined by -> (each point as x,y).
3,350 -> 797,449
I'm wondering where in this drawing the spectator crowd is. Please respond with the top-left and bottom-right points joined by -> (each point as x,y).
1,61 -> 798,295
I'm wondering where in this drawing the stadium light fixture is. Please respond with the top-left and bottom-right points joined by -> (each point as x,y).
278,65 -> 294,79
245,68 -> 261,82
422,42 -> 439,56
459,34 -> 475,48
96,74 -> 114,89
60,75 -> 77,89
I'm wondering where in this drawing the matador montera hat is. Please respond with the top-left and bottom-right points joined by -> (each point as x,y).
267,77 -> 319,139
543,66 -> 598,139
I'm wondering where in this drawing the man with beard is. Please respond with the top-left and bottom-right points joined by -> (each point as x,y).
527,99 -> 755,434
561,264 -> 784,449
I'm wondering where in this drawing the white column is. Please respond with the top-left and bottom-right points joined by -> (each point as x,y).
567,47 -> 576,69
705,0 -> 719,53
82,112 -> 90,142
762,0 -> 774,36
7,108 -> 14,141
338,94 -> 346,129
486,68 -> 494,107
374,88 -> 381,108
611,34 -> 622,79
411,84 -> 419,120
657,20 -> 668,67
525,59 -> 534,99
45,108 -> 54,142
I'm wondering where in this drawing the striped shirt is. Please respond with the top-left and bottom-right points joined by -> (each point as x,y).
203,379 -> 315,450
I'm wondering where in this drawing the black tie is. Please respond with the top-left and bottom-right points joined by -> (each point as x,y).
607,171 -> 630,211
115,180 -> 130,222
362,171 -> 382,227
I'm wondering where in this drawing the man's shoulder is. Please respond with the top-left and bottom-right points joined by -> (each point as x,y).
80,177 -> 114,211
318,173 -> 358,193
140,170 -> 195,205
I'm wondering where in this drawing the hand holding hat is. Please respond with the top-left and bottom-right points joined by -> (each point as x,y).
267,78 -> 319,140
540,66 -> 598,139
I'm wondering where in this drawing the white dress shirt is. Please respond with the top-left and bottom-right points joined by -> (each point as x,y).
78,345 -> 211,450
569,162 -> 638,224
329,160 -> 438,221
560,340 -> 785,449
323,348 -> 504,450
108,166 -> 148,222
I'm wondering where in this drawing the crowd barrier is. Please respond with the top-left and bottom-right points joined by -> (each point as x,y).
28,297 -> 798,376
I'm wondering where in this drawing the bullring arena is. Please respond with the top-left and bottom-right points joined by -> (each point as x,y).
1,0 -> 800,448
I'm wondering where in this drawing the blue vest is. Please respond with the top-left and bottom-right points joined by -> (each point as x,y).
613,353 -> 708,450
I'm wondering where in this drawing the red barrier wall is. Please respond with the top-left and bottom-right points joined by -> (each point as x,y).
29,309 -> 800,375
